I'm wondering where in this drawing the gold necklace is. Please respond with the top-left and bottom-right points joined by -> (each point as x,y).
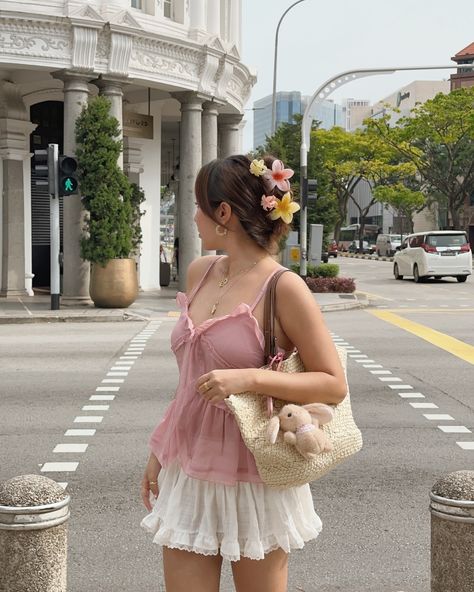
211,256 -> 267,316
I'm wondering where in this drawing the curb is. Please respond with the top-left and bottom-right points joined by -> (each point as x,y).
0,299 -> 368,324
338,252 -> 394,262
0,312 -> 146,325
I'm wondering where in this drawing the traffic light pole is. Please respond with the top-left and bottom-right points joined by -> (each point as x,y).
48,143 -> 60,310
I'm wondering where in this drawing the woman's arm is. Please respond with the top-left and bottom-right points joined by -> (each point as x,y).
250,271 -> 347,405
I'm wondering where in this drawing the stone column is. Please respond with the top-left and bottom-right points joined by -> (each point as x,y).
0,81 -> 36,297
218,113 -> 243,158
52,72 -> 91,304
94,77 -> 124,169
188,0 -> 207,40
201,101 -> 219,256
202,101 -> 219,166
174,92 -> 203,291
207,0 -> 221,36
228,0 -> 242,52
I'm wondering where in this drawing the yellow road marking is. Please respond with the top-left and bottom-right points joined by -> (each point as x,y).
168,311 -> 180,317
368,310 -> 474,365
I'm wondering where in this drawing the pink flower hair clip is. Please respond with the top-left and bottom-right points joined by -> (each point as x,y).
261,194 -> 277,211
263,159 -> 294,193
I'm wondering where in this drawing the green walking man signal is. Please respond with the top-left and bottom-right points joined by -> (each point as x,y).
33,149 -> 79,197
58,155 -> 79,197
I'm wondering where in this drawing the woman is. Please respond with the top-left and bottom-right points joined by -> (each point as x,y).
141,155 -> 347,592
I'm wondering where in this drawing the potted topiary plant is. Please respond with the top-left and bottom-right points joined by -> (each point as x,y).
75,95 -> 143,308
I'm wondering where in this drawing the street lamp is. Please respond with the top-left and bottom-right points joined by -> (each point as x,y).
299,63 -> 474,277
271,0 -> 306,135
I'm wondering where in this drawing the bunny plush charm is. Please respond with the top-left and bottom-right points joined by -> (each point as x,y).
267,403 -> 335,460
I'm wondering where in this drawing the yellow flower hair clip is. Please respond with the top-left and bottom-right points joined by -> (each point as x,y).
267,192 -> 300,225
250,159 -> 268,177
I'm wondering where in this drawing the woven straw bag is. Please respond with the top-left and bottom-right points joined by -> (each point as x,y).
225,269 -> 363,489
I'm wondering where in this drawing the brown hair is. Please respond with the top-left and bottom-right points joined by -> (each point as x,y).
195,154 -> 293,252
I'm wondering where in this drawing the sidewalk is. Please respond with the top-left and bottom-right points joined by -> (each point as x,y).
0,283 -> 368,324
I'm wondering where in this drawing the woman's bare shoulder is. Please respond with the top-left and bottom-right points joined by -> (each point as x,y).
186,255 -> 222,293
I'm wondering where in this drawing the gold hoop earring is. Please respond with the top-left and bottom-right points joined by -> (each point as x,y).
215,225 -> 228,237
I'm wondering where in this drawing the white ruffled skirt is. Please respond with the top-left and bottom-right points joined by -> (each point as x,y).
140,462 -> 322,562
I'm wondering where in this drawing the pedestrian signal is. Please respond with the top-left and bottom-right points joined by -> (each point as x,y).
58,155 -> 78,196
33,148 -> 55,194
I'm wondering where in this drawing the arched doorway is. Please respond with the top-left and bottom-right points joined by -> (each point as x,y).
29,101 -> 63,288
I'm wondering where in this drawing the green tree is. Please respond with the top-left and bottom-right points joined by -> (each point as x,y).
315,126 -> 416,249
75,96 -> 140,265
367,87 -> 474,229
374,184 -> 426,234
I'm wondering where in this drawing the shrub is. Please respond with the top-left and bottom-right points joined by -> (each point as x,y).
75,96 -> 142,265
290,263 -> 339,278
306,277 -> 356,293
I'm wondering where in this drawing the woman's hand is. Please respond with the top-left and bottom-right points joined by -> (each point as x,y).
141,452 -> 162,512
196,369 -> 257,405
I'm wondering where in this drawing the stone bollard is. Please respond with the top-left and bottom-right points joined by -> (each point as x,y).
430,470 -> 474,592
0,474 -> 70,592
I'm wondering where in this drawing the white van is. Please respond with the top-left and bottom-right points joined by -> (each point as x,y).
376,234 -> 402,257
393,231 -> 472,283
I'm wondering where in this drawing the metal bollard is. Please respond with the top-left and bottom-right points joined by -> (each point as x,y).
430,470 -> 474,592
0,474 -> 70,592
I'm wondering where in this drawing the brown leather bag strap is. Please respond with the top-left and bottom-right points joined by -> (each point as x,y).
263,268 -> 289,362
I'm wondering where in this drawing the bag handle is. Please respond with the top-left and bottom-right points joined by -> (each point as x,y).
263,268 -> 289,362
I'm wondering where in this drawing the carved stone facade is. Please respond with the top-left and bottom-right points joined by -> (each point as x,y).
0,0 -> 256,296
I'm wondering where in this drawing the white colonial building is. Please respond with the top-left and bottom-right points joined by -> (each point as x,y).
0,0 -> 254,300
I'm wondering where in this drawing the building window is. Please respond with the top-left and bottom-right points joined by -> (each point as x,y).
131,0 -> 143,8
163,0 -> 172,18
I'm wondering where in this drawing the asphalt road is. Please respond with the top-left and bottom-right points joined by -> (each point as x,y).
1,260 -> 472,592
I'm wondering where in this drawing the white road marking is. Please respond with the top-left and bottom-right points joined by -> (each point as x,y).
363,364 -> 383,368
107,372 -> 128,376
409,403 -> 438,409
96,386 -> 120,392
438,426 -> 472,434
110,367 -> 130,372
457,442 -> 474,450
121,356 -> 138,360
57,482 -> 68,489
389,384 -> 413,389
82,405 -> 110,411
379,377 -> 402,382
41,462 -> 79,472
90,395 -> 115,401
116,360 -> 135,365
399,393 -> 425,398
349,354 -> 367,358
124,351 -> 142,355
355,359 -> 375,363
101,379 -> 124,383
53,444 -> 88,453
74,416 -> 103,423
423,414 -> 454,421
371,370 -> 392,375
65,429 -> 96,436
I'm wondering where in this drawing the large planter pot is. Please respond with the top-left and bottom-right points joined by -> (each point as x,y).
90,258 -> 138,308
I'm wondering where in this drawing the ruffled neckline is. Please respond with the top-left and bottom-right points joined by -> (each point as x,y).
176,291 -> 265,351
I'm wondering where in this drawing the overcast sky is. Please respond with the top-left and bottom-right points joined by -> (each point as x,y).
240,0 -> 474,150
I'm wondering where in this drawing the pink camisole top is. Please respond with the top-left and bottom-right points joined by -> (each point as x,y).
148,257 -> 287,486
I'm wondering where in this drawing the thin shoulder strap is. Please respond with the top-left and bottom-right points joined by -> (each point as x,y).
187,256 -> 224,303
249,266 -> 285,311
263,268 -> 290,361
